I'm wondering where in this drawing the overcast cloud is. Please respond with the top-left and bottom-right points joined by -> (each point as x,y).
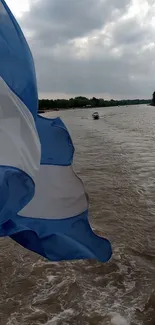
17,0 -> 155,99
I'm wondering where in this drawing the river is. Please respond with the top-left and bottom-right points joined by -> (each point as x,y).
1,105 -> 155,325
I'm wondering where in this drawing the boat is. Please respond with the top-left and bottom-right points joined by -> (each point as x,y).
92,112 -> 99,120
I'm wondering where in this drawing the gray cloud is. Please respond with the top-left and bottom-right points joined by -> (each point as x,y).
19,0 -> 155,99
112,18 -> 151,45
23,0 -> 130,46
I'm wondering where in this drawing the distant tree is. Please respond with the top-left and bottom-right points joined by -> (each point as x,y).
91,97 -> 99,107
152,91 -> 155,106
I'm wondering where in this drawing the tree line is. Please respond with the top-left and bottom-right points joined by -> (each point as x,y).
151,92 -> 155,106
39,96 -> 151,112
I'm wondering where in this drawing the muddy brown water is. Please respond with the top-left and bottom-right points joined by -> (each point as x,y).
1,105 -> 155,325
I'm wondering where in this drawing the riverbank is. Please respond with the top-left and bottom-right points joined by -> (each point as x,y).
39,102 -> 151,114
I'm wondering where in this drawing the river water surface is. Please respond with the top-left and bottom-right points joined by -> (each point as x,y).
1,105 -> 155,325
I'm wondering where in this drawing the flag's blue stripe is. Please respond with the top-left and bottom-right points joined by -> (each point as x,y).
0,0 -> 38,118
36,115 -> 74,166
2,211 -> 112,262
0,166 -> 34,225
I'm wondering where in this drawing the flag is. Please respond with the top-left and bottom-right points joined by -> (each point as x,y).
0,0 -> 112,262
0,0 -> 38,119
10,116 -> 112,262
0,0 -> 40,232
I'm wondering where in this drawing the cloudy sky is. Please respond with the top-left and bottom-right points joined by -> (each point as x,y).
6,0 -> 155,99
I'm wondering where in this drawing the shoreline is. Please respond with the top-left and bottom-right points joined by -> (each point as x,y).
38,102 -> 151,114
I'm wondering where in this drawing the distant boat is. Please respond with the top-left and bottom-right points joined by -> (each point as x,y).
92,112 -> 99,120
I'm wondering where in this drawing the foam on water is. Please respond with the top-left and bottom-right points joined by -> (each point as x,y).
110,313 -> 129,325
47,275 -> 57,283
44,309 -> 75,325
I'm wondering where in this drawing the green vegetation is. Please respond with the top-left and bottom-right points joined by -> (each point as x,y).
151,92 -> 155,106
39,96 -> 151,112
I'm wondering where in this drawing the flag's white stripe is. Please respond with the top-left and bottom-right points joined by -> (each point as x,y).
0,77 -> 41,180
20,165 -> 88,219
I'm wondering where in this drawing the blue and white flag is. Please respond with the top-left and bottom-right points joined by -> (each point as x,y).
0,0 -> 38,119
0,0 -> 112,262
11,116 -> 112,261
0,0 -> 40,225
